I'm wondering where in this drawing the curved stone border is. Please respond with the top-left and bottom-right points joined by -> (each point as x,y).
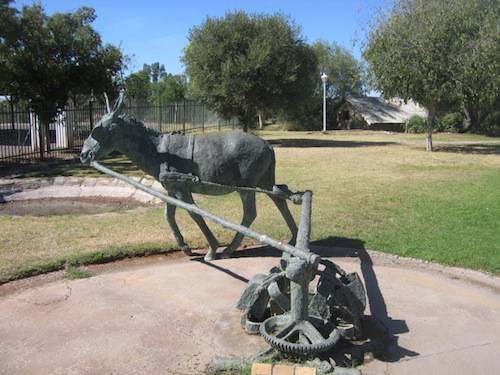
0,176 -> 163,204
313,245 -> 500,294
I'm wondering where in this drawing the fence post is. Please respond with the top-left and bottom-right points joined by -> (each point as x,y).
182,99 -> 186,134
158,100 -> 163,132
36,113 -> 44,160
89,99 -> 94,130
10,100 -> 15,130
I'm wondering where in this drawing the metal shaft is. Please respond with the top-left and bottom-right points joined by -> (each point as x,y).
91,161 -> 320,266
290,190 -> 312,321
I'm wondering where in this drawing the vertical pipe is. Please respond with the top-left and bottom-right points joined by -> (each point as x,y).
323,81 -> 327,132
290,190 -> 313,321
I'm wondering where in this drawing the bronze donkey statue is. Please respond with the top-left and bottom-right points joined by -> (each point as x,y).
80,93 -> 298,260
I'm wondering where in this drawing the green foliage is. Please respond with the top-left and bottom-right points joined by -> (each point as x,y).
124,62 -> 186,104
479,111 -> 500,136
436,112 -> 464,132
143,62 -> 166,83
0,3 -> 124,126
407,115 -> 426,133
182,11 -> 317,131
65,265 -> 92,279
364,0 -> 500,136
281,41 -> 366,131
154,74 -> 186,104
124,70 -> 151,101
312,40 -> 365,98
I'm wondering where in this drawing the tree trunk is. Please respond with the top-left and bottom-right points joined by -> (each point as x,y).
258,114 -> 263,129
463,106 -> 481,133
426,105 -> 436,152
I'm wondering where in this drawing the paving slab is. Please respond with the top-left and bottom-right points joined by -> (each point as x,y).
0,249 -> 499,375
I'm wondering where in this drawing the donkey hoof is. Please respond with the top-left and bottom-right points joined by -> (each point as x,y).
204,252 -> 216,262
220,248 -> 235,259
181,245 -> 193,256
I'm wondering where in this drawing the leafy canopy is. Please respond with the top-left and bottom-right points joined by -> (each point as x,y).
182,11 -> 317,130
124,62 -> 186,104
363,0 -> 499,112
0,3 -> 124,122
312,40 -> 365,98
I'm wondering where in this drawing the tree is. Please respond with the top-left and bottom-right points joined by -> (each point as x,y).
312,41 -> 365,98
0,3 -> 124,154
182,11 -> 317,131
124,70 -> 151,102
364,0 -> 499,151
155,74 -> 186,104
124,63 -> 186,104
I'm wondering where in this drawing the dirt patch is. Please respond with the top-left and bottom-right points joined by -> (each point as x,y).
0,197 -> 149,216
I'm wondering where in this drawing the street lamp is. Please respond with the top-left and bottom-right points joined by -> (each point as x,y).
321,72 -> 328,132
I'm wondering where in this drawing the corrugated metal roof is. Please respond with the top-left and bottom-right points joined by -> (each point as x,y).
346,96 -> 428,125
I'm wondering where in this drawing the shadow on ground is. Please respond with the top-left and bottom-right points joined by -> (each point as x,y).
268,138 -> 396,148
435,143 -> 500,155
0,154 -> 142,179
193,236 -> 419,366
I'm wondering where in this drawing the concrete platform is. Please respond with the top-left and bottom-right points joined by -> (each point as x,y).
1,247 -> 499,375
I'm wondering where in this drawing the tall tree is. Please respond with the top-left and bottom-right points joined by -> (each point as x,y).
125,64 -> 185,104
0,3 -> 124,153
312,40 -> 365,98
155,74 -> 186,104
364,0 -> 499,151
124,70 -> 151,102
182,11 -> 317,131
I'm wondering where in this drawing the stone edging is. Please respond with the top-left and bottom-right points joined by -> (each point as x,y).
0,176 -> 163,204
313,245 -> 500,294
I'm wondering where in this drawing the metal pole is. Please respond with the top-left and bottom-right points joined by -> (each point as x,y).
322,80 -> 327,132
89,100 -> 94,130
91,161 -> 320,266
182,99 -> 186,134
10,100 -> 15,130
290,190 -> 313,321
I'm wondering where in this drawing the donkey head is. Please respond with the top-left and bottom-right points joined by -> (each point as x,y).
80,91 -> 125,165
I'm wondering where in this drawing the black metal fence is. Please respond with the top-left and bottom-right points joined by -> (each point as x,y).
0,100 -> 239,163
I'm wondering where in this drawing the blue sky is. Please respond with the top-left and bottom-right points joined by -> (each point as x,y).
16,0 -> 389,75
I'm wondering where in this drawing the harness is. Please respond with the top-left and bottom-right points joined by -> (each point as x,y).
161,133 -> 302,204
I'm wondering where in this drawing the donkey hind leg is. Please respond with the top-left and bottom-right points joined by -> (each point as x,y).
180,192 -> 220,261
165,202 -> 192,256
221,191 -> 257,258
269,195 -> 298,245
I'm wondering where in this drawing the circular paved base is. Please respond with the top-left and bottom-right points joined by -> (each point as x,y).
1,248 -> 499,375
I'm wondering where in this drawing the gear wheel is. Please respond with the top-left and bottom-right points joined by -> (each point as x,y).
260,315 -> 341,356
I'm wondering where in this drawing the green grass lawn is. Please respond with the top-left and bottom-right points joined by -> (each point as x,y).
1,130 -> 499,282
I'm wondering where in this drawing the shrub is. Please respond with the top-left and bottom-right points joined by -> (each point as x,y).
436,112 -> 463,132
480,111 -> 500,136
406,115 -> 426,133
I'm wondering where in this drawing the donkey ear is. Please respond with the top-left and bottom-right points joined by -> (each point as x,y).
111,90 -> 125,117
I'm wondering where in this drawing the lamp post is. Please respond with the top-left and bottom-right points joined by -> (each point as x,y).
321,72 -> 328,133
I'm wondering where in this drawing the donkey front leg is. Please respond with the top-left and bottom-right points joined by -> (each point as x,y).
180,192 -> 220,261
221,191 -> 257,258
165,201 -> 192,256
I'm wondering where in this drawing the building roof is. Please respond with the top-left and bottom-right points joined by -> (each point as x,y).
346,96 -> 427,125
